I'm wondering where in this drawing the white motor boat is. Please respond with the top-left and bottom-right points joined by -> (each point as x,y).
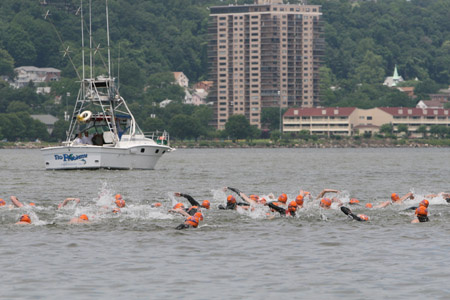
41,0 -> 172,170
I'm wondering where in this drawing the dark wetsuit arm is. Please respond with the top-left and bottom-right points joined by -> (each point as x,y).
227,187 -> 249,204
179,193 -> 200,207
237,202 -> 250,206
268,202 -> 286,216
349,213 -> 363,221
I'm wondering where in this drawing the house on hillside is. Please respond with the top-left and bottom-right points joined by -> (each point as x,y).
383,65 -> 404,87
193,81 -> 213,92
30,114 -> 59,134
173,72 -> 189,88
396,86 -> 415,98
416,100 -> 444,109
12,66 -> 61,89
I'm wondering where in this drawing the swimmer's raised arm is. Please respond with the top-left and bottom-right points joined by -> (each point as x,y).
226,187 -> 253,204
398,192 -> 414,203
175,193 -> 200,207
58,198 -> 80,209
10,196 -> 24,208
169,208 -> 191,218
316,189 -> 340,200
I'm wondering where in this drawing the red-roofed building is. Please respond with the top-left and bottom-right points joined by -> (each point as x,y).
283,107 -> 450,137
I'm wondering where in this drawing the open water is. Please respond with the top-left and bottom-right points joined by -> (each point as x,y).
0,148 -> 449,299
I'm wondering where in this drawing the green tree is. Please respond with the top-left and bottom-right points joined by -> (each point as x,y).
50,119 -> 70,142
169,114 -> 200,140
6,101 -> 30,113
416,125 -> 427,138
225,114 -> 251,141
0,49 -> 15,77
397,124 -> 409,137
380,123 -> 393,135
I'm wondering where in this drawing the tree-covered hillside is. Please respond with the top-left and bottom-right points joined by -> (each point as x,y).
0,0 -> 449,141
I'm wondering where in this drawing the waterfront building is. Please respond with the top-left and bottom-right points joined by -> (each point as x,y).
283,107 -> 450,138
208,0 -> 324,129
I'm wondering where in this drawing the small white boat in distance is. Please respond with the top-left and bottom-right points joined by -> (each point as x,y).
41,0 -> 172,170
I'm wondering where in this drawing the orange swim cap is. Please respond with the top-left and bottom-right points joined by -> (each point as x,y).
185,216 -> 199,228
419,199 -> 429,208
20,214 -> 31,224
227,195 -> 236,204
391,193 -> 400,202
112,207 -> 121,214
357,214 -> 369,221
28,202 -> 36,206
349,198 -> 360,204
201,200 -> 210,209
250,194 -> 259,201
115,194 -> 122,200
0,198 -> 5,206
320,198 -> 332,208
288,201 -> 297,212
295,195 -> 304,206
415,206 -> 428,217
365,203 -> 373,208
152,202 -> 162,208
194,212 -> 204,221
258,198 -> 267,205
115,199 -> 126,208
79,214 -> 89,221
173,203 -> 185,210
278,193 -> 288,203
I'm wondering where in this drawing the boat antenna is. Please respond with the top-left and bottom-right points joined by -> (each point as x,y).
44,9 -> 81,80
106,0 -> 111,79
80,0 -> 85,97
117,42 -> 121,91
89,0 -> 93,80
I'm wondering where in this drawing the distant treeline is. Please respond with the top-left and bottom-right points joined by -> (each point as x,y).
0,0 -> 449,141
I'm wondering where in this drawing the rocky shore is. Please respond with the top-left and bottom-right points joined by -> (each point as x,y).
2,138 -> 449,149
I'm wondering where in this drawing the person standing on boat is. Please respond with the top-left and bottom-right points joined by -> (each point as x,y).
174,193 -> 210,215
81,131 -> 93,145
73,133 -> 83,145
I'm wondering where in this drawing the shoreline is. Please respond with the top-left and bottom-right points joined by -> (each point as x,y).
2,139 -> 449,149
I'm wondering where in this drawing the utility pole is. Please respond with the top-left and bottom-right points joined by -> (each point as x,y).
278,90 -> 282,134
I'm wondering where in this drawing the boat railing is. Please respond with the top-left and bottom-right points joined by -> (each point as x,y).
144,130 -> 170,146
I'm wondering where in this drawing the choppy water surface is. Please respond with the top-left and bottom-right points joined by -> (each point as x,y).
0,148 -> 449,299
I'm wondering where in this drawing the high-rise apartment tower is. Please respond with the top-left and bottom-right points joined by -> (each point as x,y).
208,0 -> 324,129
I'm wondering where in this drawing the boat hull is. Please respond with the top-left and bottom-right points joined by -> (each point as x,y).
41,144 -> 170,170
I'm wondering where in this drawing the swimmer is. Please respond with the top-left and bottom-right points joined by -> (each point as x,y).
412,205 -> 429,223
169,208 -> 202,230
316,189 -> 343,208
271,193 -> 289,207
425,192 -> 450,203
0,198 -> 6,206
57,198 -> 81,209
267,200 -> 298,217
16,214 -> 32,225
340,206 -> 369,222
151,202 -> 162,208
69,214 -> 90,224
115,194 -> 126,208
218,187 -> 252,210
295,195 -> 304,208
349,198 -> 360,205
174,192 -> 210,215
374,192 -> 414,208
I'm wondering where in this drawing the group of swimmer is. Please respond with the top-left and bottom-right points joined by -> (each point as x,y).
2,188 -> 449,228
